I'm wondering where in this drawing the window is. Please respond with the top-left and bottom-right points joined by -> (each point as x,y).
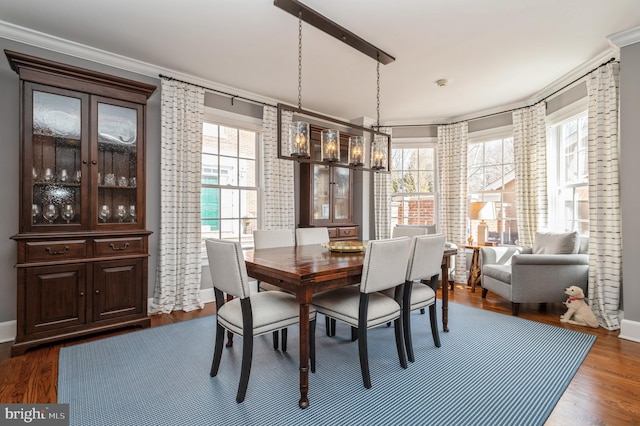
201,121 -> 259,253
548,112 -> 589,234
390,144 -> 438,226
467,136 -> 517,245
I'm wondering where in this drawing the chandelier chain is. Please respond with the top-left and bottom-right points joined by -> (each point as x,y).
298,13 -> 303,109
376,53 -> 381,128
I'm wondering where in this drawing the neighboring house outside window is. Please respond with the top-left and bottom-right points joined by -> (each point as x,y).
467,133 -> 518,245
547,110 -> 589,234
201,119 -> 259,254
390,143 -> 438,227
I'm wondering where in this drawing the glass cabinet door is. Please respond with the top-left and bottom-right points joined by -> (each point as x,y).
96,101 -> 139,225
333,167 -> 350,221
30,87 -> 86,229
313,165 -> 331,221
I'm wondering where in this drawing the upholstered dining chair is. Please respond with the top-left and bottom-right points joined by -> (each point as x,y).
252,229 -> 296,350
312,237 -> 411,389
383,234 -> 446,362
295,227 -> 330,246
205,239 -> 317,403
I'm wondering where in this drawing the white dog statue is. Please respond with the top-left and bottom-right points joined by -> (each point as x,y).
560,285 -> 599,328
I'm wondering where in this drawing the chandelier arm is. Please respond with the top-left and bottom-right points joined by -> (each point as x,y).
298,12 -> 303,109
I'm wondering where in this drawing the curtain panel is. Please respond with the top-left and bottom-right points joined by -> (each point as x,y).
586,62 -> 622,330
261,106 -> 295,230
437,122 -> 468,283
150,78 -> 205,314
512,102 -> 548,247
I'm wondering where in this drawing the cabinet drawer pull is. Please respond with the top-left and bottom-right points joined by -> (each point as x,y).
79,292 -> 84,296
109,242 -> 130,251
45,246 -> 70,255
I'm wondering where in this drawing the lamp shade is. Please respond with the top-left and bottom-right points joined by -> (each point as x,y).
321,129 -> 340,162
469,201 -> 496,221
348,136 -> 364,166
371,135 -> 387,170
289,121 -> 310,158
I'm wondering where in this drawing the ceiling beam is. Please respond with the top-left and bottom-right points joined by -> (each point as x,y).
274,0 -> 396,65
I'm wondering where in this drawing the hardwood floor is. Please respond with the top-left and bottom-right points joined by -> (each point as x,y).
1,284 -> 639,425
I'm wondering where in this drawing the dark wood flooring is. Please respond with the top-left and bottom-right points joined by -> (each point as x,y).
1,283 -> 639,425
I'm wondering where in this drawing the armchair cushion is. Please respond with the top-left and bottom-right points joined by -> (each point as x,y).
533,231 -> 580,254
482,264 -> 512,283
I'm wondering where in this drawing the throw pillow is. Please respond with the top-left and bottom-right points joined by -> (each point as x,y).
533,231 -> 580,254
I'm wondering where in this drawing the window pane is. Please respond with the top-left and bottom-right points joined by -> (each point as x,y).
219,156 -> 238,185
468,143 -> 483,167
484,165 -> 503,190
417,148 -> 435,170
484,139 -> 502,165
417,170 -> 434,193
578,116 -> 588,150
503,138 -> 514,164
220,126 -> 238,156
239,130 -> 256,159
391,149 -> 403,171
201,188 -> 220,220
468,167 -> 484,192
202,154 -> 218,184
239,158 -> 255,186
220,219 -> 240,240
220,189 -> 239,218
241,189 -> 258,218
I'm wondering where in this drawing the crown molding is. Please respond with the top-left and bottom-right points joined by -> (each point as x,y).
608,25 -> 640,48
0,19 -> 279,107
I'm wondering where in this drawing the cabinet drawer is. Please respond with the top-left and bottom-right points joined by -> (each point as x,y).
26,240 -> 87,263
327,228 -> 339,238
338,227 -> 358,238
94,237 -> 145,257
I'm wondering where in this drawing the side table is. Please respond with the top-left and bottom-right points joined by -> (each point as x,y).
460,243 -> 498,292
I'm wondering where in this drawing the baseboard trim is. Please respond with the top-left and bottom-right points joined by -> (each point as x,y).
0,320 -> 16,344
619,318 -> 640,343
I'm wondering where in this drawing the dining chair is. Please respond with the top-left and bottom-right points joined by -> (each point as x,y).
312,237 -> 411,389
205,239 -> 317,403
253,229 -> 296,350
391,225 -> 429,238
383,234 -> 446,362
295,227 -> 330,246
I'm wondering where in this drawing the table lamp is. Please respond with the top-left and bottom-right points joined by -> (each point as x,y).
470,201 -> 496,245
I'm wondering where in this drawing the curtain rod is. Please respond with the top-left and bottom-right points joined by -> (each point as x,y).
159,74 -> 277,108
387,57 -> 619,128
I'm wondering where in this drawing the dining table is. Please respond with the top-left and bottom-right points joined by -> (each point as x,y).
243,243 -> 457,408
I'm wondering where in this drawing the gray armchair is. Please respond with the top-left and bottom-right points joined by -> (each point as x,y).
480,232 -> 589,316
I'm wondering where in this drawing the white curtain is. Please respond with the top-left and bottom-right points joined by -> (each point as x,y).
586,62 -> 622,330
150,78 -> 205,314
261,106 -> 295,229
374,128 -> 392,239
512,102 -> 548,247
437,122 -> 468,283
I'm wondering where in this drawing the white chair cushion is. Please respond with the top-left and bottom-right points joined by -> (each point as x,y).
313,286 -> 401,328
380,283 -> 436,311
218,291 -> 316,337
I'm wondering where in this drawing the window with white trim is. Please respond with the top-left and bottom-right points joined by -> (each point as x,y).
201,120 -> 260,253
467,135 -> 517,245
390,143 -> 438,226
547,111 -> 589,234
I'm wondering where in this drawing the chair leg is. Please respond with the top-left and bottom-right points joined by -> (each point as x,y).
330,319 -> 336,336
511,302 -> 520,316
351,326 -> 358,342
420,308 -> 425,315
210,323 -> 226,377
357,326 -> 371,389
272,330 -> 279,350
482,288 -> 488,298
394,317 -> 408,369
281,328 -> 288,352
325,317 -> 336,337
403,281 -> 415,363
236,332 -> 253,403
309,319 -> 316,373
429,304 -> 441,348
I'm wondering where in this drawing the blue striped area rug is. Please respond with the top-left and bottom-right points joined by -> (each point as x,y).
58,302 -> 595,426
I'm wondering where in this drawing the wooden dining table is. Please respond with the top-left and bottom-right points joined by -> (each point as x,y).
244,243 -> 456,409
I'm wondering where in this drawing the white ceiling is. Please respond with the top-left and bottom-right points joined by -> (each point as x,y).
1,0 -> 639,125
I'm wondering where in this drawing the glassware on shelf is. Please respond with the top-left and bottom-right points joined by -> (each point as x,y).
32,167 -> 38,181
116,204 -> 128,223
97,172 -> 101,185
32,204 -> 41,224
43,204 -> 58,224
74,170 -> 81,183
61,204 -> 75,224
99,205 -> 111,223
117,176 -> 128,187
104,173 -> 116,186
43,168 -> 53,182
129,177 -> 137,187
129,205 -> 136,223
60,169 -> 69,182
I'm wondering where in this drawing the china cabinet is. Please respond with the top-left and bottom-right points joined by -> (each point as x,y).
299,125 -> 359,240
6,50 -> 156,356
